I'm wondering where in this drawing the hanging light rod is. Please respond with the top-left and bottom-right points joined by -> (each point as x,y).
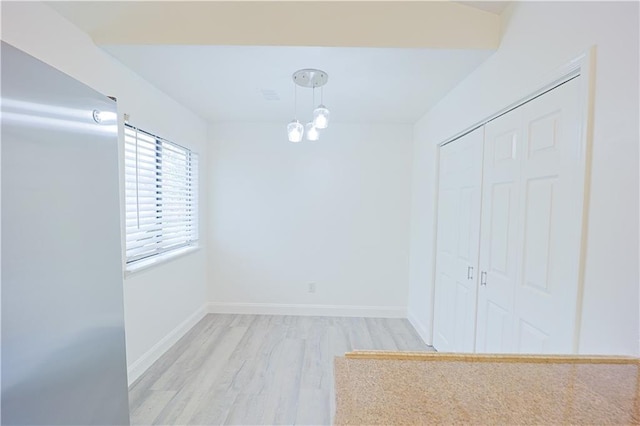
287,68 -> 331,143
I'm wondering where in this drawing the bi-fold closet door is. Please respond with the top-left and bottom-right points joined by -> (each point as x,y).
433,76 -> 585,354
432,128 -> 484,353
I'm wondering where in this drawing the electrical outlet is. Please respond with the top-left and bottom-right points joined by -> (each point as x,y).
308,282 -> 316,293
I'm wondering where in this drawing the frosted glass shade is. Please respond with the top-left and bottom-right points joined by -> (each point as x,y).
305,122 -> 319,141
287,120 -> 304,142
313,105 -> 330,129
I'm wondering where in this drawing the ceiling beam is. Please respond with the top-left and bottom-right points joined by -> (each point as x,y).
48,1 -> 501,49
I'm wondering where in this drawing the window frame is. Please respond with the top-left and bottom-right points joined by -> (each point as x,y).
123,123 -> 199,272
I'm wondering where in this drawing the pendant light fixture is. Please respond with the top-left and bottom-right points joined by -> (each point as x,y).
305,86 -> 319,141
287,82 -> 304,142
287,68 -> 329,142
313,86 -> 330,129
287,120 -> 304,142
305,122 -> 319,141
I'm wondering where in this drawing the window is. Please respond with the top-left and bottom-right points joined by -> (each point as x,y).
124,124 -> 199,267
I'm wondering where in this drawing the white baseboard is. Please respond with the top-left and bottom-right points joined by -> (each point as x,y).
207,302 -> 407,318
127,304 -> 207,386
407,310 -> 432,346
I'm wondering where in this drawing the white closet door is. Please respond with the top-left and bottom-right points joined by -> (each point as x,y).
433,128 -> 484,352
477,77 -> 584,353
475,109 -> 523,353
513,77 -> 583,353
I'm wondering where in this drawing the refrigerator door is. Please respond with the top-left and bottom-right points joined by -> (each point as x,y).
1,42 -> 130,425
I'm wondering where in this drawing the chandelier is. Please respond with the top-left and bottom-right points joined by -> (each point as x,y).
287,68 -> 330,142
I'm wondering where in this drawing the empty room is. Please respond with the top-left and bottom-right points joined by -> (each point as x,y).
1,1 -> 638,425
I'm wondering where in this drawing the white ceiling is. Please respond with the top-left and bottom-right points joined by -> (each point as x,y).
47,1 -> 500,124
103,45 -> 494,124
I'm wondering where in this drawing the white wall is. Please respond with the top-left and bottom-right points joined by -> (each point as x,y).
208,123 -> 413,317
407,1 -> 639,355
1,2 -> 209,381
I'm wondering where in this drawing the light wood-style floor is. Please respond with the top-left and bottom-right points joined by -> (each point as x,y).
128,314 -> 432,425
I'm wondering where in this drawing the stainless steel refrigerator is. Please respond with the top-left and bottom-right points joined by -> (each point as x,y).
1,41 -> 130,425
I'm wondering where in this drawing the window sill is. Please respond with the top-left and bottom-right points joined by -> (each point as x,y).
124,245 -> 200,277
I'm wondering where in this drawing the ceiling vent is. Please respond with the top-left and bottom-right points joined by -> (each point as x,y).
261,89 -> 280,101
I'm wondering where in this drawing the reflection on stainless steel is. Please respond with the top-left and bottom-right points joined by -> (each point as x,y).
2,97 -> 100,120
2,93 -> 118,134
1,41 -> 130,425
2,111 -> 118,134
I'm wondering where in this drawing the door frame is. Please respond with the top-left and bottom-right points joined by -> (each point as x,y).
431,47 -> 596,352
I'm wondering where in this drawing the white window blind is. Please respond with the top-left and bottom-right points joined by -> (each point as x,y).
124,124 -> 199,265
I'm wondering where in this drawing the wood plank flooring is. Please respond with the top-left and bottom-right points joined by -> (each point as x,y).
129,314 -> 433,425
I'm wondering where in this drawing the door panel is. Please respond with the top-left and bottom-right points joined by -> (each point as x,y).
488,183 -> 513,275
514,77 -> 583,354
518,319 -> 549,353
454,281 -> 472,348
457,188 -> 475,262
485,301 -> 510,352
433,128 -> 484,352
477,77 -> 584,354
522,177 -> 556,294
476,109 -> 523,353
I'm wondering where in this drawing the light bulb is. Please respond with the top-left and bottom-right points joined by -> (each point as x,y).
305,122 -> 319,141
287,120 -> 304,142
313,104 -> 330,129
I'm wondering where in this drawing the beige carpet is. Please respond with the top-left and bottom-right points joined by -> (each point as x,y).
334,351 -> 640,425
